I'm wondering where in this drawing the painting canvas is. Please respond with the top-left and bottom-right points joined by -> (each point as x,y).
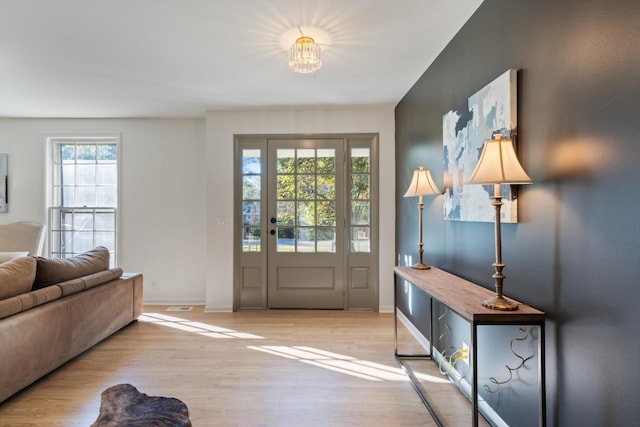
0,154 -> 6,213
443,69 -> 518,223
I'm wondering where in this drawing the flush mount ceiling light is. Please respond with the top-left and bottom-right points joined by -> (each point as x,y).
289,34 -> 322,74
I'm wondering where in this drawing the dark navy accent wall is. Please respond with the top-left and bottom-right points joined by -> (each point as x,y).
395,0 -> 640,425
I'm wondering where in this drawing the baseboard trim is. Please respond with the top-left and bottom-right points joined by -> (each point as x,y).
379,304 -> 394,313
204,304 -> 233,313
143,298 -> 206,305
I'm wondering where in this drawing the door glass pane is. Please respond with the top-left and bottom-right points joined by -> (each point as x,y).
352,201 -> 369,224
277,175 -> 295,199
242,201 -> 261,252
317,149 -> 335,173
296,227 -> 315,252
296,201 -> 315,226
351,174 -> 369,199
350,148 -> 371,253
242,149 -> 261,253
277,227 -> 294,252
243,176 -> 260,200
317,201 -> 335,226
242,149 -> 261,174
351,148 -> 370,173
296,175 -> 315,200
296,149 -> 315,173
243,202 -> 260,226
277,201 -> 294,225
277,149 -> 295,173
317,174 -> 335,198
351,227 -> 370,252
317,227 -> 335,253
243,227 -> 261,252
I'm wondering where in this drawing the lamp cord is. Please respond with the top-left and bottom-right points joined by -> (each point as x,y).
483,327 -> 535,401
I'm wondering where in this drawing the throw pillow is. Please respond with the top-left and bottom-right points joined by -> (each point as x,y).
33,246 -> 110,290
0,256 -> 37,300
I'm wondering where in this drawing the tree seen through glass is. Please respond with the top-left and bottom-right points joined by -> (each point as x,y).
276,148 -> 336,252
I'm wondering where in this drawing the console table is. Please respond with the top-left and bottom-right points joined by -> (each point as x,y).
394,266 -> 546,427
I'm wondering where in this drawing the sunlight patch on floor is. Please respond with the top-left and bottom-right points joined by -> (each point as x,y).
248,345 -> 450,384
139,312 -> 449,385
139,312 -> 265,339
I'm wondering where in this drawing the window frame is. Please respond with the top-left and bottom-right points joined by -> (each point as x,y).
46,135 -> 121,265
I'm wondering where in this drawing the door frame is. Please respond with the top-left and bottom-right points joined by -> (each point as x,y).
233,133 -> 379,311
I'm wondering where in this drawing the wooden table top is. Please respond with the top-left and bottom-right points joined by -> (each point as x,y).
395,266 -> 545,324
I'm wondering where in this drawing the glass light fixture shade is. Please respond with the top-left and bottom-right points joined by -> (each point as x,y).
467,135 -> 533,185
404,166 -> 442,197
289,36 -> 322,74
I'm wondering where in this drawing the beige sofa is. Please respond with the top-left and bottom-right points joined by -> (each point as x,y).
0,247 -> 143,403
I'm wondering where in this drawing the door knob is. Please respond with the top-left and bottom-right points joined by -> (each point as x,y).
270,217 -> 277,224
270,230 -> 276,235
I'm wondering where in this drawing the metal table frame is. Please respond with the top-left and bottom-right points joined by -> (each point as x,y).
394,268 -> 546,427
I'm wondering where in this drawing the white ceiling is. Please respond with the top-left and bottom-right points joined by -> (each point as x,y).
0,0 -> 483,118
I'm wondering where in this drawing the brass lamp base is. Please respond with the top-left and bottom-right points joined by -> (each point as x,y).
411,262 -> 431,270
482,295 -> 519,311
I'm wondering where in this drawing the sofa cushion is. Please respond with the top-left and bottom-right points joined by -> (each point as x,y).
0,252 -> 29,264
0,257 -> 37,300
110,267 -> 124,280
83,268 -> 124,289
0,296 -> 22,320
33,247 -> 110,290
55,278 -> 86,297
17,285 -> 62,311
83,270 -> 117,289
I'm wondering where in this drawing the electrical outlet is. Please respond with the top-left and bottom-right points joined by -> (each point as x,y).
461,341 -> 470,365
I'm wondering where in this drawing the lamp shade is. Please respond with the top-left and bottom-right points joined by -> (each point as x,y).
467,135 -> 533,185
404,166 -> 442,197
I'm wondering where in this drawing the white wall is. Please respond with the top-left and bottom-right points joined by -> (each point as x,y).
205,106 -> 396,312
0,108 -> 396,312
0,118 -> 207,304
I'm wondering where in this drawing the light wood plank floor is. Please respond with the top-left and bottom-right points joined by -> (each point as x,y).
0,306 -> 482,426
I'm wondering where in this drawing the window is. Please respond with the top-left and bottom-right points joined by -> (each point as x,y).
241,149 -> 262,252
350,147 -> 370,252
275,147 -> 337,253
48,137 -> 119,266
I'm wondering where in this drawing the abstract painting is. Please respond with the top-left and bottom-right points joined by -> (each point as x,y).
443,69 -> 518,223
0,154 -> 6,213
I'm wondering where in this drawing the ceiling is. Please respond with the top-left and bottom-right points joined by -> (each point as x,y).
0,0 -> 483,118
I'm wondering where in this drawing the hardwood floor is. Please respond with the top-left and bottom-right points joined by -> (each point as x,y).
0,307 -> 481,426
